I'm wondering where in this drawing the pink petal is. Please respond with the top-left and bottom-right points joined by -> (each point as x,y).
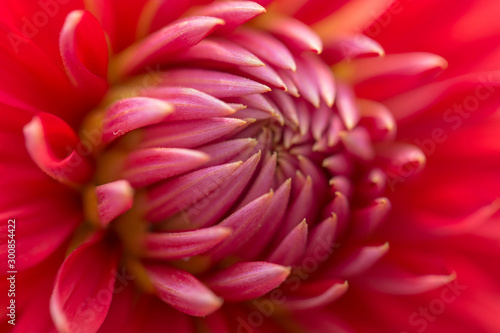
336,83 -> 360,130
144,263 -> 223,316
141,87 -> 236,120
209,191 -> 274,260
340,128 -> 375,160
114,16 -> 224,77
357,99 -> 396,142
237,152 -> 277,208
122,148 -> 209,187
176,38 -> 265,67
192,1 -> 266,34
139,117 -> 247,149
143,225 -> 232,260
229,29 -> 297,71
303,54 -> 336,107
268,219 -> 308,266
206,262 -> 291,301
174,152 -> 261,228
146,161 -> 243,222
197,138 -> 258,167
264,16 -> 323,53
305,215 -> 338,260
50,235 -> 120,333
237,63 -> 287,90
96,180 -> 134,226
322,35 -> 384,64
23,113 -> 95,186
160,69 -> 271,98
102,97 -> 173,145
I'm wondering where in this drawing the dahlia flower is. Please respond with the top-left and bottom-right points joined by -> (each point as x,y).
1,0 -> 500,332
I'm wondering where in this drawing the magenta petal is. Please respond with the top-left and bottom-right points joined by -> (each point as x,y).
143,225 -> 231,260
206,262 -> 291,301
160,69 -> 271,98
23,113 -> 95,186
146,161 -> 243,222
114,16 -> 225,77
197,138 -> 257,167
237,152 -> 277,208
351,198 -> 391,239
209,191 -> 274,260
102,97 -> 173,144
96,180 -> 134,226
322,35 -> 384,63
268,219 -> 308,266
50,235 -> 120,333
123,148 -> 209,187
144,263 -> 223,316
305,215 -> 338,260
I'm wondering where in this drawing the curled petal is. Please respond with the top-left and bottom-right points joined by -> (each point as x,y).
102,97 -> 173,144
23,114 -> 95,186
206,262 -> 291,301
144,263 -> 223,316
50,235 -> 120,333
59,10 -> 108,101
358,99 -> 396,141
143,225 -> 232,260
376,143 -> 426,177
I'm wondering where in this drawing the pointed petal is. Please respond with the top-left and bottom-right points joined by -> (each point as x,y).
50,235 -> 120,333
351,198 -> 391,239
322,35 -> 384,63
139,117 -> 247,149
285,280 -> 348,310
209,192 -> 274,260
123,148 -> 209,187
328,243 -> 390,278
206,262 -> 291,301
303,54 -> 336,106
144,263 -> 223,316
192,1 -> 266,34
146,161 -> 242,222
336,83 -> 360,130
114,16 -> 225,77
197,138 -> 257,167
237,152 -> 277,208
305,215 -> 338,260
230,29 -> 297,71
268,219 -> 308,266
340,128 -> 375,160
102,97 -> 173,144
160,69 -> 270,98
141,87 -> 236,120
143,225 -> 231,260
